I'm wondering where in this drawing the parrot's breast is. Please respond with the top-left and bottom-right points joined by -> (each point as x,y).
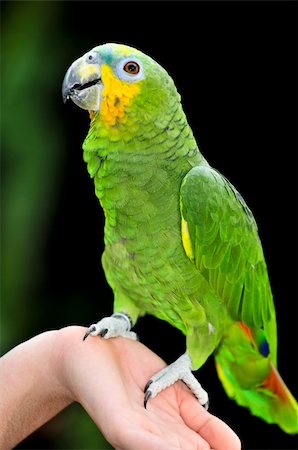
101,169 -> 195,331
93,151 -> 225,340
83,114 -> 228,360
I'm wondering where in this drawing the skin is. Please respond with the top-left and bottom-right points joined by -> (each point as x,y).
0,326 -> 241,450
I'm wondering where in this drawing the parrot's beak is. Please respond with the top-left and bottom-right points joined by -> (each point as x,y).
62,52 -> 102,111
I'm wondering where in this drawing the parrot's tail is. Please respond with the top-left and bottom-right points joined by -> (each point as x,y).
214,322 -> 298,434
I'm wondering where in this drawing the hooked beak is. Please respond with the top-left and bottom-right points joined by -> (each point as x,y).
62,52 -> 102,111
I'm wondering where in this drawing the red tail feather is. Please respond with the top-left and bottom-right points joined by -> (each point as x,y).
262,363 -> 293,403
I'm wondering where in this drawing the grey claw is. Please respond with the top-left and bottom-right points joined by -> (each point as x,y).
144,389 -> 152,409
144,379 -> 153,393
83,326 -> 96,341
99,328 -> 108,337
203,399 -> 209,410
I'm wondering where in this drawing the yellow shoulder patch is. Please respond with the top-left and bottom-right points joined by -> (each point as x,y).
181,217 -> 194,260
100,64 -> 140,126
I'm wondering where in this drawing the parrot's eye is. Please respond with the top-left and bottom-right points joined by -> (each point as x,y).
116,58 -> 143,82
88,55 -> 93,61
123,61 -> 140,75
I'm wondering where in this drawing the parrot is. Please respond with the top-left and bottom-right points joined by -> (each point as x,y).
62,43 -> 298,434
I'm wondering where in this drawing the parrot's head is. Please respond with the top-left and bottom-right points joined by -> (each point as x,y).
62,43 -> 180,129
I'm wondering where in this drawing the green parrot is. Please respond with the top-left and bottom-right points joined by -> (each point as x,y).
62,43 -> 298,434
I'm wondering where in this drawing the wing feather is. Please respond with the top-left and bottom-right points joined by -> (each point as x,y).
180,165 -> 276,361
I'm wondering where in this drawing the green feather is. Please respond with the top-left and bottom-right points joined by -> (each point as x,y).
66,43 -> 297,434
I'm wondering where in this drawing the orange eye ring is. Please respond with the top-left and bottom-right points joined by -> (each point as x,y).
123,61 -> 140,75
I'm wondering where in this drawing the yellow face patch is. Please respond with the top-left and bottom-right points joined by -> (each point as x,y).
78,64 -> 99,83
99,64 -> 140,126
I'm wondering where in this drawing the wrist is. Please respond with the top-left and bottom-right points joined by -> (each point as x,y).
0,328 -> 78,448
53,326 -> 88,403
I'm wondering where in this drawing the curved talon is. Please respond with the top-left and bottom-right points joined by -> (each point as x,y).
144,389 -> 152,409
203,399 -> 209,410
144,379 -> 153,393
83,326 -> 96,341
99,328 -> 108,338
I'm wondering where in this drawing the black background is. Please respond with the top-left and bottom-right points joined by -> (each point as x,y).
4,1 -> 297,449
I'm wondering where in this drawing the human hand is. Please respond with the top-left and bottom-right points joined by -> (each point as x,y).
59,326 -> 241,450
0,326 -> 241,449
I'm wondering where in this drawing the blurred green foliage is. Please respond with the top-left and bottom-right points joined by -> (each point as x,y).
2,1 -> 63,350
1,2 -> 112,448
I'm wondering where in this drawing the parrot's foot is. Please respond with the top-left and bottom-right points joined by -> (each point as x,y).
83,312 -> 138,341
144,353 -> 209,409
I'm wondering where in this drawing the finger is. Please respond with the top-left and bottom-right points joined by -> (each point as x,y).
196,413 -> 241,450
179,393 -> 241,450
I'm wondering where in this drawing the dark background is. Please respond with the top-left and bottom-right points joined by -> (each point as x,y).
1,1 -> 297,449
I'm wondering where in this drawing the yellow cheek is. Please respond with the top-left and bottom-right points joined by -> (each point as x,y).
78,64 -> 99,82
100,64 -> 140,126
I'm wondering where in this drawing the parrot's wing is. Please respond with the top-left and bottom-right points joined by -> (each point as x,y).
180,164 -> 277,363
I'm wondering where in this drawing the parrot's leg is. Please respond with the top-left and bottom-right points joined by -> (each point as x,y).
83,312 -> 138,341
144,352 -> 209,409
